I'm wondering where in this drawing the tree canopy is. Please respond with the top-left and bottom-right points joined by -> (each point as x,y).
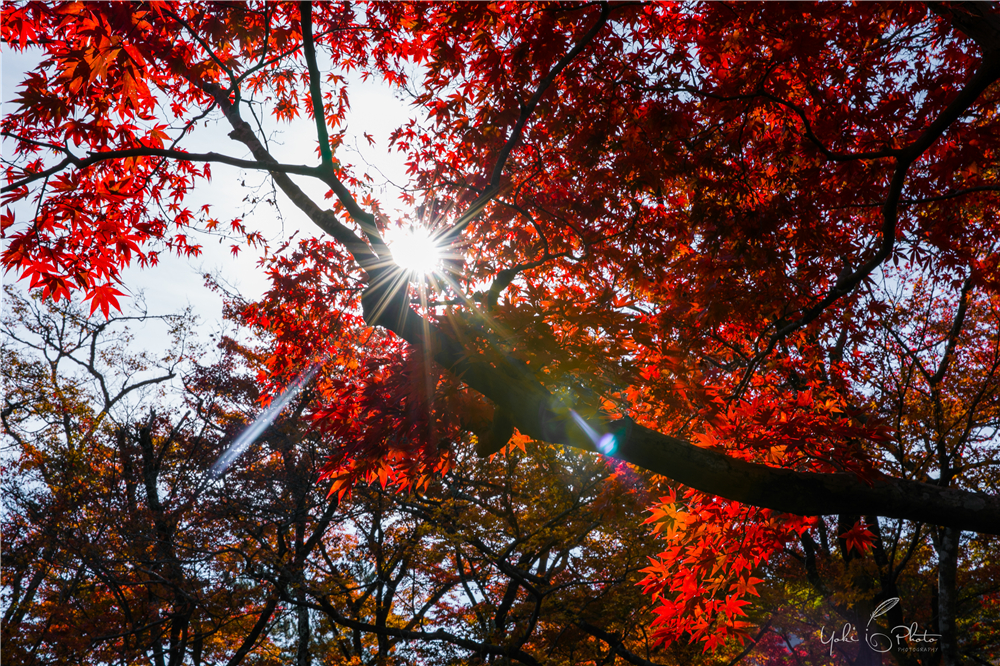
3,2 -> 1000,665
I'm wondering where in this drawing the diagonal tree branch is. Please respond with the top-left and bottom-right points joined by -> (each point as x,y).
299,1 -> 390,259
779,52 -> 1000,338
576,622 -> 665,666
199,81 -> 382,274
730,50 -> 1000,399
223,594 -> 281,666
440,4 -> 613,245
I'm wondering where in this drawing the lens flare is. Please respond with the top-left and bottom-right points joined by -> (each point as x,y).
208,361 -> 323,479
385,226 -> 441,276
570,409 -> 617,456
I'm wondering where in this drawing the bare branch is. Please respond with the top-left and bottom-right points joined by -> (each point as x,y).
576,622 -> 664,666
1,144 -> 321,194
931,276 -> 974,385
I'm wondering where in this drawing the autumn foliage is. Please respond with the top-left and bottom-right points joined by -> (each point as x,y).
4,2 -> 1000,665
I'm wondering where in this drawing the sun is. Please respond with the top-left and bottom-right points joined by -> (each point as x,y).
385,226 -> 442,276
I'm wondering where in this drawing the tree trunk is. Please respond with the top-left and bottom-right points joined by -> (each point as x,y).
296,585 -> 311,666
839,515 -> 882,666
934,526 -> 961,666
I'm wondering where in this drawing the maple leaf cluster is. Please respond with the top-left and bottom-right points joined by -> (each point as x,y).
4,2 -> 1000,663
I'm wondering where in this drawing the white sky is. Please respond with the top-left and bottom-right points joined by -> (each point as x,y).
2,47 -> 414,343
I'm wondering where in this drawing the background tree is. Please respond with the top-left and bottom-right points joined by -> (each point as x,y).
4,2 -> 1000,664
2,286 -> 685,666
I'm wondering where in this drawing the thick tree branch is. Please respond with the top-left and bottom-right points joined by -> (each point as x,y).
616,422 -> 1000,534
928,2 -> 1000,57
362,278 -> 1000,533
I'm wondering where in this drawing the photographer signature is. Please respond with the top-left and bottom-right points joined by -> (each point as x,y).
819,597 -> 941,655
